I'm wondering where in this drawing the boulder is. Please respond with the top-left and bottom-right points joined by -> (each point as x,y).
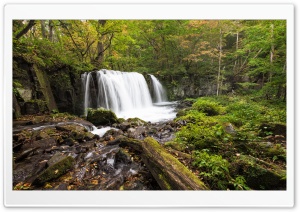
33,156 -> 75,185
87,108 -> 119,126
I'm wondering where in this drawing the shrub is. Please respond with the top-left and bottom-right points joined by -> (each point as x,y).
192,150 -> 231,190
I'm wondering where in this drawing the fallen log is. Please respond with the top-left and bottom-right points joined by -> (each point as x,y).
120,136 -> 208,190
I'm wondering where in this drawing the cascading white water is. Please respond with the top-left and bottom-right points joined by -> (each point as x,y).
96,70 -> 152,113
82,69 -> 176,122
149,74 -> 167,103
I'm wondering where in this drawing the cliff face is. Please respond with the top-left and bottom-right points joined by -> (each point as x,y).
159,74 -> 218,101
13,57 -> 83,116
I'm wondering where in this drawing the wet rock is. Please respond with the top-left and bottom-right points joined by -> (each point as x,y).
87,108 -> 119,126
55,124 -> 86,133
54,183 -> 68,190
123,180 -> 145,190
36,130 -> 50,140
44,146 -> 60,153
119,122 -> 131,131
33,156 -> 75,185
104,175 -> 124,190
115,149 -> 132,164
47,152 -> 67,167
103,128 -> 124,138
128,126 -> 146,139
84,132 -> 95,141
60,138 -> 75,146
15,147 -> 39,162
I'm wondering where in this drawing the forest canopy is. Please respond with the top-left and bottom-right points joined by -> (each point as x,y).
13,20 -> 286,100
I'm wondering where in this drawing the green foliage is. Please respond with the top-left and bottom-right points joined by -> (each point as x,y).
192,98 -> 225,116
192,150 -> 231,190
231,176 -> 250,190
175,121 -> 228,151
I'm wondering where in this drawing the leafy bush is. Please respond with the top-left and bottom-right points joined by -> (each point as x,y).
192,150 -> 231,190
175,123 -> 226,151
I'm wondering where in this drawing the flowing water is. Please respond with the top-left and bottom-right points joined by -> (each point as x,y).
149,74 -> 167,103
82,69 -> 176,122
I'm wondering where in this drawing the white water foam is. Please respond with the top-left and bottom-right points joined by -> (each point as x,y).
82,69 -> 176,123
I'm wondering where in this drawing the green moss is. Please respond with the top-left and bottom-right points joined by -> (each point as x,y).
231,155 -> 286,190
192,98 -> 225,116
87,108 -> 119,126
158,174 -> 172,190
143,137 -> 207,190
127,117 -> 147,126
33,156 -> 75,185
33,64 -> 58,111
164,141 -> 186,152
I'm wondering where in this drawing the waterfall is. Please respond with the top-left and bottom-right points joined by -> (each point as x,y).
149,74 -> 167,103
82,69 -> 153,115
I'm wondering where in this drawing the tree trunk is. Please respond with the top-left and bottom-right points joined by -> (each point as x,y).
49,20 -> 54,42
15,20 -> 36,40
95,20 -> 107,65
119,137 -> 208,190
217,28 -> 222,96
40,20 -> 47,38
269,24 -> 274,82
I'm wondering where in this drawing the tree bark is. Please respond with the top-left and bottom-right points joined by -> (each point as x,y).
120,137 -> 208,190
40,20 -> 47,38
217,27 -> 222,96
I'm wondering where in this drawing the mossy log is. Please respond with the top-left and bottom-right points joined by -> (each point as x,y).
120,136 -> 207,190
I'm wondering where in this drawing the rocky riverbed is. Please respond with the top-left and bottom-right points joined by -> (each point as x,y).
12,111 -> 184,190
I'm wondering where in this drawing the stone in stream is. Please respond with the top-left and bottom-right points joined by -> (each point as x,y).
87,108 -> 119,126
47,152 -> 67,167
15,147 -> 39,162
33,156 -> 75,185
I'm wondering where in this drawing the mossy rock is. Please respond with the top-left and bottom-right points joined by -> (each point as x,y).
87,108 -> 119,126
231,155 -> 286,190
192,99 -> 224,116
33,156 -> 75,185
127,117 -> 147,126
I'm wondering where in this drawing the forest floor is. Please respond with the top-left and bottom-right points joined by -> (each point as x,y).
12,95 -> 287,190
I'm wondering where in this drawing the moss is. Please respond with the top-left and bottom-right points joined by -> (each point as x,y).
127,117 -> 147,126
118,118 -> 126,123
231,155 -> 286,190
143,137 -> 207,190
33,64 -> 58,111
87,108 -> 119,126
33,156 -> 75,185
164,141 -> 186,152
192,98 -> 225,116
158,174 -> 172,190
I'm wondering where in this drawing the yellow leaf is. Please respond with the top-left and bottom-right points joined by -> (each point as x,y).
44,183 -> 52,189
54,169 -> 59,174
91,180 -> 98,185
